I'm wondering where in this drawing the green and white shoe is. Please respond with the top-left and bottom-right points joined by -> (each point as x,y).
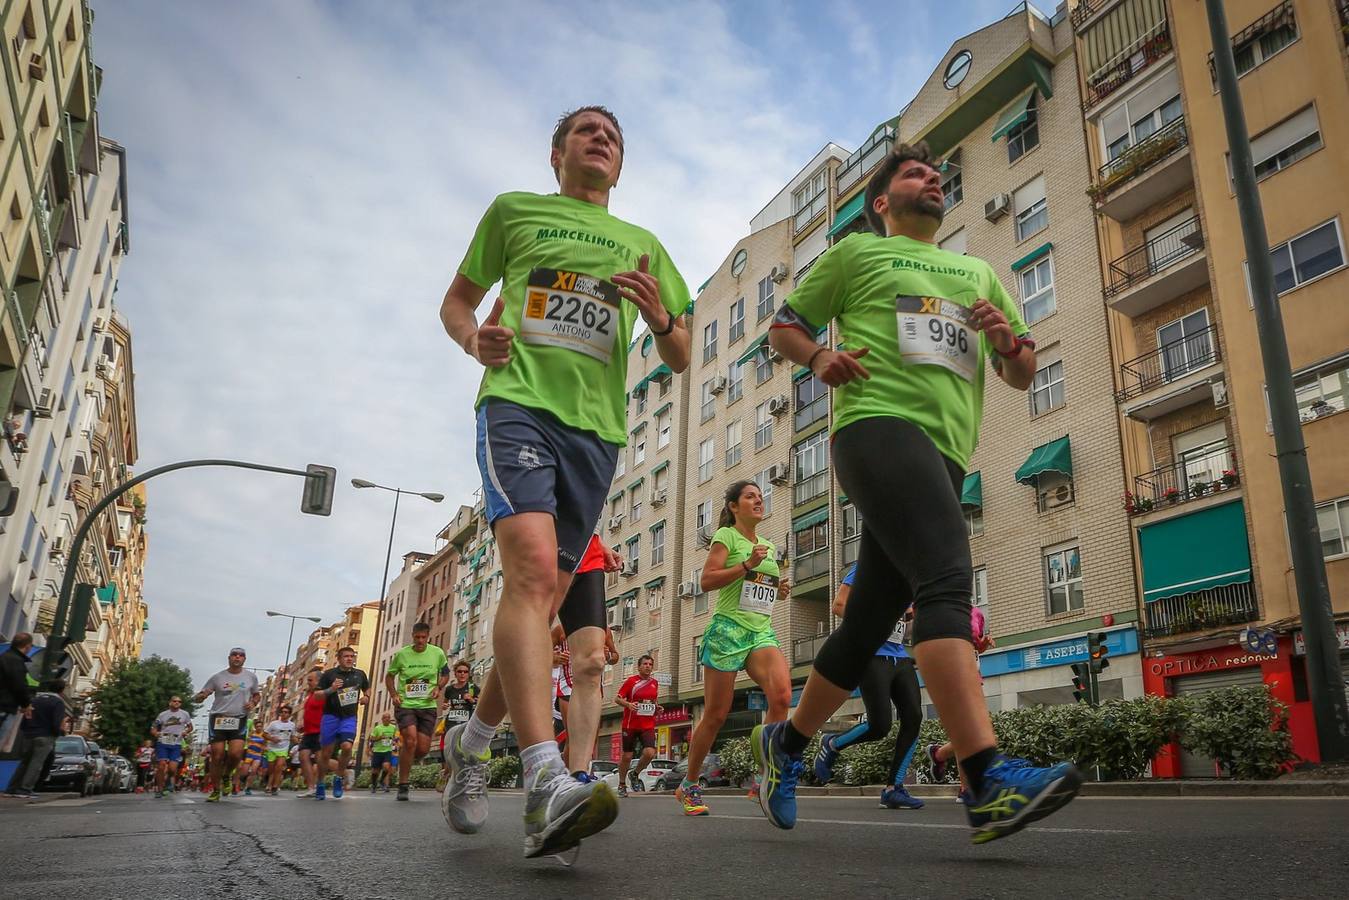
522,760 -> 618,860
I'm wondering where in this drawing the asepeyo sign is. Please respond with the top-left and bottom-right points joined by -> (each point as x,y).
1293,623 -> 1349,655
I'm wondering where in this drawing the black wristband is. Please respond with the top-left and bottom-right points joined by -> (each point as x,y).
651,310 -> 675,337
807,347 -> 828,371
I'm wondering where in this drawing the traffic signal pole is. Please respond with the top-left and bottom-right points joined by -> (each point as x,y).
1204,0 -> 1349,762
39,458 -> 335,684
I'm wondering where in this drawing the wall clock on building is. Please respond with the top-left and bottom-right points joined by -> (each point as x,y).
944,50 -> 973,90
731,249 -> 748,278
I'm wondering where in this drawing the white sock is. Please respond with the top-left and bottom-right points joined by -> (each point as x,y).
460,713 -> 497,757
520,740 -> 563,785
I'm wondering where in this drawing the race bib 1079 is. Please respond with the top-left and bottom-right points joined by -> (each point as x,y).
521,267 -> 621,363
739,571 -> 779,615
895,295 -> 979,382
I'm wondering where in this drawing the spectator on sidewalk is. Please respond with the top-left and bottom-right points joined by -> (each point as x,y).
0,633 -> 35,753
6,679 -> 68,799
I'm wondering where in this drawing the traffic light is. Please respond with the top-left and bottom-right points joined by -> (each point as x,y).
65,583 -> 96,644
301,464 -> 336,516
1070,662 -> 1091,704
1088,631 -> 1111,675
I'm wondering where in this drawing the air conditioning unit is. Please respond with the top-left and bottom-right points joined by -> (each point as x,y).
607,606 -> 623,629
621,559 -> 640,576
34,389 -> 54,418
1211,380 -> 1229,409
709,374 -> 727,395
767,463 -> 789,484
49,536 -> 66,558
768,348 -> 784,363
27,53 -> 45,81
678,580 -> 697,598
1039,482 -> 1075,511
984,193 -> 1010,222
651,488 -> 668,506
768,395 -> 789,416
96,355 -> 112,377
607,513 -> 624,532
769,263 -> 789,283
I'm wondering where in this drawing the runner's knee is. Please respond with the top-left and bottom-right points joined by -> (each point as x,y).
910,567 -> 975,644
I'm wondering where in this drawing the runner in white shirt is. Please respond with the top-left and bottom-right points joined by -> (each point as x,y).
263,706 -> 297,796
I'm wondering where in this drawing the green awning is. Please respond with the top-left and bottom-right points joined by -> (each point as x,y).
644,575 -> 667,589
961,471 -> 983,508
468,547 -> 486,567
1030,57 -> 1054,100
633,364 -> 672,394
1010,241 -> 1052,272
648,519 -> 666,531
991,89 -> 1036,142
697,275 -> 712,294
631,421 -> 648,433
627,477 -> 645,492
450,626 -> 466,654
652,460 -> 670,474
793,507 -> 829,531
827,192 -> 866,237
654,402 -> 673,416
736,332 -> 770,366
617,589 -> 639,602
96,584 -> 118,605
468,583 -> 484,603
1139,501 -> 1252,603
1015,436 -> 1072,485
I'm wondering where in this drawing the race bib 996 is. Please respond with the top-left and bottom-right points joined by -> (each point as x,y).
896,295 -> 979,382
521,267 -> 621,363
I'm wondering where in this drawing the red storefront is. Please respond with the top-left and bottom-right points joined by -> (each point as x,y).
1143,637 -> 1320,777
607,705 -> 691,762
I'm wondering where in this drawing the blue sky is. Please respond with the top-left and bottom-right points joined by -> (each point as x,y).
92,0 -> 1022,685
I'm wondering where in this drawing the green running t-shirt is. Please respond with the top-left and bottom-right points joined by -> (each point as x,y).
710,526 -> 780,631
783,232 -> 1029,469
458,192 -> 693,445
387,644 -> 449,709
370,723 -> 397,754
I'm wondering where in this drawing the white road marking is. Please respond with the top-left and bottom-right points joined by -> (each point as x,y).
711,814 -> 1130,835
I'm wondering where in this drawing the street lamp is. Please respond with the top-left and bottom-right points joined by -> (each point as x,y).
266,610 -> 322,715
349,477 -> 444,773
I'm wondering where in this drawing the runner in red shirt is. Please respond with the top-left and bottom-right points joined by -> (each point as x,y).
616,654 -> 662,797
297,667 -> 326,798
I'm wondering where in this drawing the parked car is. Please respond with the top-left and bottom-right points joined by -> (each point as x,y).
587,760 -> 619,792
41,736 -> 98,795
633,758 -> 677,792
83,742 -> 116,794
110,756 -> 136,793
654,753 -> 730,791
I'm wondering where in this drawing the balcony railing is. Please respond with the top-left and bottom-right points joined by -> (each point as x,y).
1082,19 -> 1172,110
1091,117 -> 1189,201
794,548 -> 829,583
1116,323 -> 1220,402
793,633 -> 829,665
1143,581 -> 1259,638
1070,0 -> 1114,29
836,126 -> 896,196
1131,441 -> 1238,511
1104,214 -> 1203,298
793,192 -> 829,234
794,471 -> 828,506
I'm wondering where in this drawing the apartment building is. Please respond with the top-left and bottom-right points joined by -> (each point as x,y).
369,549 -> 432,720
278,623 -> 334,714
1072,0 -> 1349,772
447,496 -> 503,680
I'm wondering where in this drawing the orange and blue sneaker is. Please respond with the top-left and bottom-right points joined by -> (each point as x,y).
752,722 -> 803,830
966,756 -> 1083,845
674,780 -> 709,816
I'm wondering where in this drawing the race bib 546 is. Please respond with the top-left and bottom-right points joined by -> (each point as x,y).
521,267 -> 621,363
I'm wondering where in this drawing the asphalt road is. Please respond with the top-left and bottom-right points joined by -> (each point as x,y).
3,788 -> 1346,898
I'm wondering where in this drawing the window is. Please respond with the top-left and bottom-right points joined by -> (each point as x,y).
729,298 -> 745,343
965,506 -> 984,537
754,401 -> 773,451
698,439 -> 715,483
939,228 -> 967,255
841,503 -> 862,567
1013,175 -> 1047,242
1232,106 -> 1322,183
693,635 -> 704,681
630,489 -> 643,524
1007,95 -> 1040,163
792,169 -> 829,232
1030,352 -> 1065,416
651,522 -> 666,565
793,430 -> 830,505
1316,496 -> 1349,559
696,500 -> 714,532
1018,254 -> 1055,324
793,519 -> 830,582
615,447 -> 626,478
622,598 -> 637,632
653,465 -> 669,493
626,536 -> 640,565
1293,354 -> 1349,422
703,320 -> 718,364
1044,543 -> 1084,614
635,388 -> 647,415
1157,309 -> 1213,382
942,152 -> 963,210
757,276 -> 775,321
754,347 -> 774,384
727,360 -> 744,404
794,373 -> 829,431
972,567 -> 988,608
1218,9 -> 1298,82
656,407 -> 671,449
725,420 -> 743,469
658,373 -> 671,397
633,428 -> 647,467
1266,220 -> 1344,295
755,468 -> 775,517
1100,68 -> 1182,161
700,379 -> 716,423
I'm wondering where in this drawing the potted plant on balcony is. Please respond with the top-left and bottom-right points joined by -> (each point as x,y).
1189,479 -> 1210,499
1163,487 -> 1182,504
1221,469 -> 1239,488
1136,496 -> 1155,513
1121,491 -> 1137,514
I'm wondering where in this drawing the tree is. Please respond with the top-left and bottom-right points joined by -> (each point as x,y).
88,655 -> 195,755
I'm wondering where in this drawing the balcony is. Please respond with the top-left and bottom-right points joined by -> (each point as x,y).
836,126 -> 895,197
793,192 -> 829,235
794,547 -> 829,583
793,633 -> 829,666
1090,117 -> 1193,222
1070,0 -> 1119,30
1142,582 -> 1259,639
1117,325 -> 1224,420
793,471 -> 828,506
1130,441 -> 1239,512
1082,19 -> 1172,111
1104,215 -> 1207,317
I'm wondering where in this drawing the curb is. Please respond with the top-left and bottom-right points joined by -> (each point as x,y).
0,791 -> 80,804
697,780 -> 1349,798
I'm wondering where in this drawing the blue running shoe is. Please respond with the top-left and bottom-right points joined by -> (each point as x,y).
813,734 -> 840,786
751,722 -> 803,830
967,756 -> 1083,845
332,776 -> 344,800
926,743 -> 948,782
956,789 -> 972,805
880,786 -> 924,809
314,781 -> 326,800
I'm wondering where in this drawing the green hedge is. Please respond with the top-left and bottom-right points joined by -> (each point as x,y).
711,686 -> 1292,784
488,754 -> 521,787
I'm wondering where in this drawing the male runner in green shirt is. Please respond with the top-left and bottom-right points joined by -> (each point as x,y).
439,106 -> 692,862
368,714 -> 399,795
385,621 -> 449,801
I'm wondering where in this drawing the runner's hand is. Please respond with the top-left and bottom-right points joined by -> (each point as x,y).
468,297 -> 514,367
812,348 -> 871,386
330,678 -> 344,691
969,300 -> 1016,353
601,545 -> 623,573
612,255 -> 666,327
778,577 -> 792,599
748,544 -> 769,568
